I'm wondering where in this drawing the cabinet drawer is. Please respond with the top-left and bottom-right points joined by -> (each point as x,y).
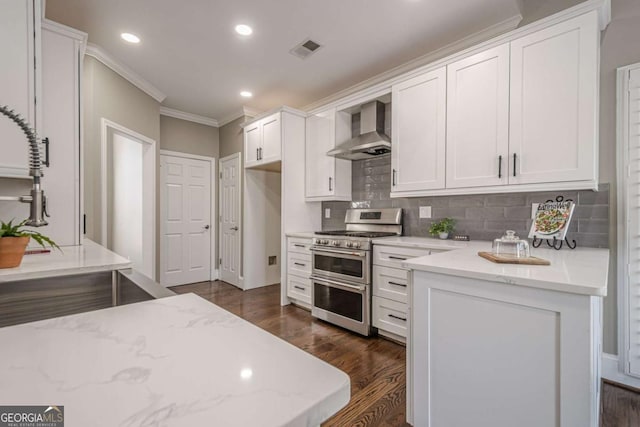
373,296 -> 408,338
288,237 -> 312,255
373,265 -> 409,303
287,274 -> 311,304
373,245 -> 432,268
288,252 -> 311,277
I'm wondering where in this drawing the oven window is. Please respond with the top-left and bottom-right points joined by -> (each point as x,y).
314,254 -> 363,278
314,282 -> 363,322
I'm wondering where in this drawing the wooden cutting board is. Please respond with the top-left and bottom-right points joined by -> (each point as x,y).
478,251 -> 550,265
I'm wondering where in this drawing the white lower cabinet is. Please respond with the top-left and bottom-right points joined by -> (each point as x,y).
409,270 -> 601,427
372,244 -> 431,342
286,236 -> 313,307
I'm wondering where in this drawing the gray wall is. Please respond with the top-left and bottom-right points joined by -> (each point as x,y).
83,55 -> 161,276
160,115 -> 219,157
219,116 -> 247,158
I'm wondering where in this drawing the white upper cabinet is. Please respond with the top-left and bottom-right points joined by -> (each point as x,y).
260,114 -> 281,165
391,67 -> 447,195
0,0 -> 39,178
305,108 -> 351,201
509,11 -> 599,186
244,122 -> 261,167
446,44 -> 510,189
244,113 -> 281,169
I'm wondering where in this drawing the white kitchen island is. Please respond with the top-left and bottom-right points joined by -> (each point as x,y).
0,293 -> 350,426
403,243 -> 609,427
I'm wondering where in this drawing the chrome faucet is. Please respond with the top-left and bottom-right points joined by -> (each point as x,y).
0,105 -> 49,227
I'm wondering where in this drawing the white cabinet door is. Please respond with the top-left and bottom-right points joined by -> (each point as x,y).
391,67 -> 447,194
446,44 -> 510,188
260,113 -> 281,164
40,22 -> 84,246
509,11 -> 598,185
244,122 -> 261,167
305,109 -> 336,198
0,0 -> 37,178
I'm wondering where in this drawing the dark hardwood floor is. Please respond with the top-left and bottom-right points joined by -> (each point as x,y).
171,280 -> 640,427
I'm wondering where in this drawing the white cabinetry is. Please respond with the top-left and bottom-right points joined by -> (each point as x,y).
409,270 -> 601,427
509,12 -> 598,186
372,244 -> 432,342
389,10 -> 600,198
0,0 -> 39,178
286,236 -> 312,307
305,108 -> 351,201
39,21 -> 86,246
391,67 -> 447,195
244,112 -> 281,169
446,44 -> 510,188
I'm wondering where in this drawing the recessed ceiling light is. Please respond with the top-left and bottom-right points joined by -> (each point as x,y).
235,24 -> 253,36
240,91 -> 253,98
121,33 -> 140,44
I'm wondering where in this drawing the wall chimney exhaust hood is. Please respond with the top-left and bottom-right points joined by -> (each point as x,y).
327,101 -> 390,160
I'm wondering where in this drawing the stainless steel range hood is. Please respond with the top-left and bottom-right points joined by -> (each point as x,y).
327,101 -> 390,160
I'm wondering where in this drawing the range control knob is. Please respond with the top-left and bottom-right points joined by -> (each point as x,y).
352,242 -> 361,249
322,239 -> 329,245
345,241 -> 353,248
332,240 -> 340,247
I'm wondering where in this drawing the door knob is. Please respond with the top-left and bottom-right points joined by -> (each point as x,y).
231,226 -> 239,231
204,225 -> 210,230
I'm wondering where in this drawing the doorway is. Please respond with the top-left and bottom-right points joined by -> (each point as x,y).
100,119 -> 156,279
219,153 -> 242,288
160,151 -> 216,287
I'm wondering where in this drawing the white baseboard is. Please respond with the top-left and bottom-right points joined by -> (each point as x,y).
602,353 -> 640,389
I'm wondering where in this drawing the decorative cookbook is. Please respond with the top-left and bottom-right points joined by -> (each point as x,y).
528,200 -> 575,240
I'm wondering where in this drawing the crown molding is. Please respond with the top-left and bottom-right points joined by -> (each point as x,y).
159,106 -> 218,127
302,13 -> 522,113
218,106 -> 261,127
85,43 -> 167,103
240,106 -> 306,128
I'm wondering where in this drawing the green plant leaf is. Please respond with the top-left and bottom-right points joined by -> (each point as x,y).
0,219 -> 60,250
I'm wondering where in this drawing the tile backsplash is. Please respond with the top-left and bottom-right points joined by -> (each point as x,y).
321,155 -> 610,248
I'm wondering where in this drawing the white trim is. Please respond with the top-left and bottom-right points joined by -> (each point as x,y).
602,353 -> 640,390
159,151 -> 217,286
390,180 -> 598,199
218,106 -> 261,127
100,118 -> 157,280
218,152 -> 242,288
41,19 -> 87,41
159,149 -> 216,163
85,43 -> 166,103
303,0 -> 610,115
241,106 -> 305,128
616,62 -> 640,383
159,106 -> 219,127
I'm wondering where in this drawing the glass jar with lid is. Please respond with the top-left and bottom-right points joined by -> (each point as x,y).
492,230 -> 530,258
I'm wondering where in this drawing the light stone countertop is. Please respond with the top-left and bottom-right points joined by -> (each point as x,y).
0,238 -> 131,283
0,293 -> 350,426
372,236 -> 474,251
285,231 -> 316,239
401,240 -> 609,297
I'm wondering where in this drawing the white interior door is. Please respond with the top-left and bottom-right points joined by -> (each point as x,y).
160,154 -> 212,287
219,154 -> 241,288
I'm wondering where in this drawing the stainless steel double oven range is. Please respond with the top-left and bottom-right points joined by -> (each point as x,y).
310,208 -> 402,336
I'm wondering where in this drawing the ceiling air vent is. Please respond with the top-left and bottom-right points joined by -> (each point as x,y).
290,38 -> 322,59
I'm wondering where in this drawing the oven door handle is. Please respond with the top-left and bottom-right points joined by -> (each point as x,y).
310,276 -> 367,292
310,247 -> 366,257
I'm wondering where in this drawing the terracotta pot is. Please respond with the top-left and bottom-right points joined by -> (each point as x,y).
0,236 -> 30,268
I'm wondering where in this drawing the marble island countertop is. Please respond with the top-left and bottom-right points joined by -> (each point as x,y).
401,240 -> 609,297
0,293 -> 350,426
0,238 -> 131,282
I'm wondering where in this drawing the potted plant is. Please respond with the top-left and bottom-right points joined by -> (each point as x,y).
0,220 -> 59,268
429,218 -> 456,240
